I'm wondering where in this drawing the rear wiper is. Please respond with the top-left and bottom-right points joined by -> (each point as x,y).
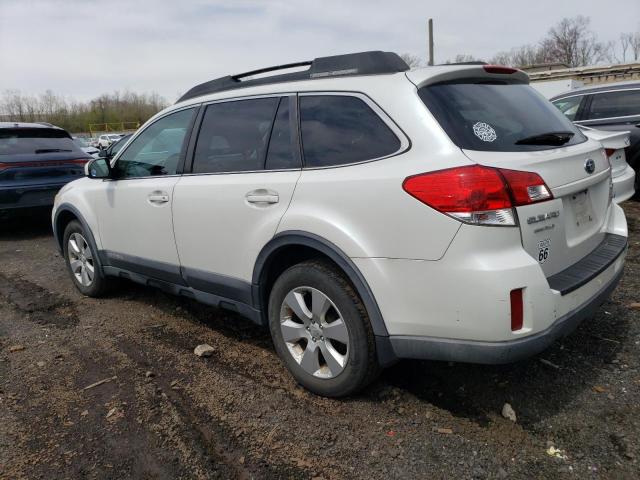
515,131 -> 575,146
34,148 -> 73,153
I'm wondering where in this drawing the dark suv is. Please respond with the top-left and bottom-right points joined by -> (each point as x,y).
0,122 -> 90,213
551,82 -> 640,191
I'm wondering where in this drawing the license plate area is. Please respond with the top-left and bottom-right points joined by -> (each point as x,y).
569,189 -> 593,228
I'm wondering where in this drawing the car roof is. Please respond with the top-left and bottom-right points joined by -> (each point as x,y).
550,80 -> 640,100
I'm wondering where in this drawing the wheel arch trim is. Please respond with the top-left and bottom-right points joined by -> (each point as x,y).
53,203 -> 101,263
252,230 -> 389,338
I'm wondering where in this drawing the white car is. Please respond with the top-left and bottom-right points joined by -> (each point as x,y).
578,126 -> 635,203
51,52 -> 628,397
72,137 -> 100,158
97,134 -> 123,149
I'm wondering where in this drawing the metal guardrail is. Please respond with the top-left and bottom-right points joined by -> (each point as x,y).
89,122 -> 140,135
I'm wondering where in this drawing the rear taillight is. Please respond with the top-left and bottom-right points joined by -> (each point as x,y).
604,148 -> 616,158
403,165 -> 552,226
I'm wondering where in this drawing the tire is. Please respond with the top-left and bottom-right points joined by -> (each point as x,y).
268,260 -> 379,397
62,220 -> 110,297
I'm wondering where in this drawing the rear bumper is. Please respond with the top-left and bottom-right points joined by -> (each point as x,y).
388,263 -> 623,364
0,183 -> 66,210
612,164 -> 635,203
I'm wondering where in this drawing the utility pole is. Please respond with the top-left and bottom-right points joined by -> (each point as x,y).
428,18 -> 434,66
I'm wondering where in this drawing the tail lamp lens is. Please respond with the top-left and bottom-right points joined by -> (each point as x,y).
403,165 -> 552,226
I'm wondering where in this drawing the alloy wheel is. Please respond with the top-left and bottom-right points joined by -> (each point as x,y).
68,233 -> 94,287
279,286 -> 349,379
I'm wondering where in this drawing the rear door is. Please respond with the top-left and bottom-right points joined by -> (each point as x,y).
172,95 -> 301,296
417,77 -> 611,277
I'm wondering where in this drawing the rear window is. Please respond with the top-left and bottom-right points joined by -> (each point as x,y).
419,81 -> 586,152
299,95 -> 401,167
0,128 -> 80,156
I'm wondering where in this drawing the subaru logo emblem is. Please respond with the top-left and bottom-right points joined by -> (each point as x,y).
584,159 -> 595,174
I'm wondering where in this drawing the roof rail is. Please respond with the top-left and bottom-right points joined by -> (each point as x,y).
176,51 -> 409,103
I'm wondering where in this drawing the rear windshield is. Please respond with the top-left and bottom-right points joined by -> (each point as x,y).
0,128 -> 80,155
418,81 -> 587,152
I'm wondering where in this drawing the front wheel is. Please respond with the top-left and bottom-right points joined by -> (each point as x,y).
268,260 -> 379,397
63,220 -> 110,297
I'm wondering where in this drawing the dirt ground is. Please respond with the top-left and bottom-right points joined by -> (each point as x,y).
0,203 -> 639,480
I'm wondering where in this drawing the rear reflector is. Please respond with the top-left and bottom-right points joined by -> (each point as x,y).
483,65 -> 519,74
402,165 -> 552,226
510,288 -> 524,331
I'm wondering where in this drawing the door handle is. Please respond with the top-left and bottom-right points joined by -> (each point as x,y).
148,192 -> 170,204
245,189 -> 279,204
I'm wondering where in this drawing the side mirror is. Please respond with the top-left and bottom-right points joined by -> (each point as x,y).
85,158 -> 111,179
98,149 -> 107,158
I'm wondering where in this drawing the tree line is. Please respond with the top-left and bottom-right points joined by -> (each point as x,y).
402,16 -> 640,68
0,90 -> 167,134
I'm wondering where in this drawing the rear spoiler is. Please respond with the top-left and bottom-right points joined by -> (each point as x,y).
577,126 -> 631,150
405,65 -> 529,89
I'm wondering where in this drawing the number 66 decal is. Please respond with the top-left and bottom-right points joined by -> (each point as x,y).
538,238 -> 551,264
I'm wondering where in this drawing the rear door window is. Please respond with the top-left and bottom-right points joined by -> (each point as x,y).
419,81 -> 586,152
586,89 -> 640,120
192,97 -> 279,174
299,95 -> 401,167
0,128 -> 81,156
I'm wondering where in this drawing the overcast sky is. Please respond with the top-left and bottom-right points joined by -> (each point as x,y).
1,0 -> 638,102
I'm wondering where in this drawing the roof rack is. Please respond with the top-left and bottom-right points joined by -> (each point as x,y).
176,51 -> 409,103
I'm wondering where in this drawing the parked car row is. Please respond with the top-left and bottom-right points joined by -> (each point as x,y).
49,52 -> 629,397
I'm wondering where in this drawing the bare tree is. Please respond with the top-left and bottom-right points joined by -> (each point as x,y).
491,44 -> 550,67
399,53 -> 424,68
631,32 -> 640,61
0,89 -> 167,132
545,16 -> 607,67
619,33 -> 633,62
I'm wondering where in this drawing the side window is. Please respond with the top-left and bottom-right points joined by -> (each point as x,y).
552,95 -> 583,121
299,95 -> 401,167
192,97 -> 279,174
265,97 -> 299,170
114,108 -> 195,178
587,90 -> 640,120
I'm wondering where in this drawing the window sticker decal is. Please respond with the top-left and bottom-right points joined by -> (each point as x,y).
472,122 -> 497,142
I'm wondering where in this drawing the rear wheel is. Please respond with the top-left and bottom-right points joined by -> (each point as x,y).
268,260 -> 379,397
63,220 -> 110,297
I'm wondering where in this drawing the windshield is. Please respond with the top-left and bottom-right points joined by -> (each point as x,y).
418,80 -> 586,152
111,135 -> 131,155
0,128 -> 80,155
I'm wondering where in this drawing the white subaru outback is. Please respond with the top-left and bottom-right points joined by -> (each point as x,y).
52,51 -> 628,397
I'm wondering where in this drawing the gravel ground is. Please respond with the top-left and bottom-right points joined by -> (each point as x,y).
1,203 -> 639,479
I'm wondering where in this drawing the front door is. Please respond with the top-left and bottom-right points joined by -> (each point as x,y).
90,107 -> 197,282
